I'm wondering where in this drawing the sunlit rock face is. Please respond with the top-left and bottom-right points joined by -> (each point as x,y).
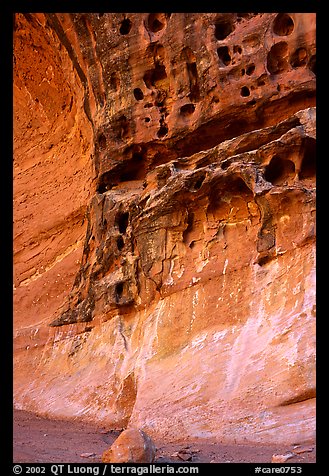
14,13 -> 316,445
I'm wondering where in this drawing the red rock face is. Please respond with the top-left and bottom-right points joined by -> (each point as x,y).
13,13 -> 316,445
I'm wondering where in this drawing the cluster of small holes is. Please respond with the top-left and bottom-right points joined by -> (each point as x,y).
267,14 -> 315,78
130,41 -> 171,137
115,13 -> 314,143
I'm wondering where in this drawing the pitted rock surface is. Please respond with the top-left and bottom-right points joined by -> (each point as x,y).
14,13 -> 316,445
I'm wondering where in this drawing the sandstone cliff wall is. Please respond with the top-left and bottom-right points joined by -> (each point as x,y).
13,13 -> 316,445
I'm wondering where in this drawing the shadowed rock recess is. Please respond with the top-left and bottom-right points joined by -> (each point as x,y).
14,13 -> 316,445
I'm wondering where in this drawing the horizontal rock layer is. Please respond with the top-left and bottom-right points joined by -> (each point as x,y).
14,13 -> 316,445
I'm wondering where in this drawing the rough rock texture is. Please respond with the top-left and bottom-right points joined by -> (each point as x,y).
102,428 -> 156,463
14,13 -> 316,446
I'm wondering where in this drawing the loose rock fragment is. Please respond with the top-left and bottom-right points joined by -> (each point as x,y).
293,446 -> 314,454
102,428 -> 156,463
271,453 -> 294,463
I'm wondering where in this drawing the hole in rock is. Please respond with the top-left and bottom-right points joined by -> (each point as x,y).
246,63 -> 255,75
147,13 -> 166,32
290,47 -> 308,68
299,138 -> 316,181
220,159 -> 233,170
116,212 -> 129,234
181,48 -> 200,102
97,175 -> 110,193
147,43 -> 166,64
157,125 -> 168,138
257,254 -> 275,266
119,18 -> 132,35
156,166 -> 172,186
308,54 -> 316,75
98,133 -> 107,149
215,17 -> 235,40
119,153 -> 144,181
187,66 -> 200,102
145,117 -> 151,123
101,151 -> 146,188
273,13 -> 294,36
183,211 -> 195,244
143,72 -> 153,89
113,115 -> 129,140
241,68 -> 245,76
191,173 -> 206,191
110,72 -> 120,91
189,240 -> 196,249
117,235 -> 124,251
266,41 -> 289,75
264,155 -> 295,185
180,104 -> 195,116
242,33 -> 260,50
241,86 -> 250,97
230,176 -> 252,195
181,46 -> 196,63
233,45 -> 242,54
115,282 -> 124,302
217,46 -> 231,66
133,88 -> 144,100
143,64 -> 167,89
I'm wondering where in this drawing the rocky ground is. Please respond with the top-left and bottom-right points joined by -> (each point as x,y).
13,410 -> 316,464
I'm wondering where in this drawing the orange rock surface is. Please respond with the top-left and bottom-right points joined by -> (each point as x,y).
13,13 -> 316,446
